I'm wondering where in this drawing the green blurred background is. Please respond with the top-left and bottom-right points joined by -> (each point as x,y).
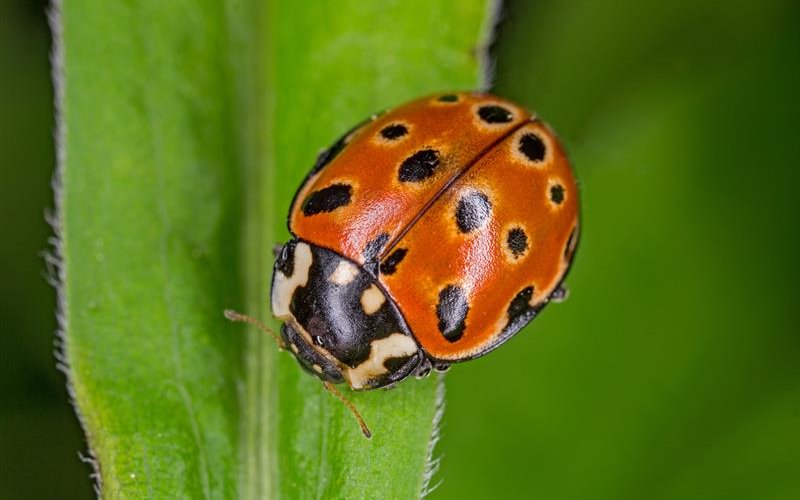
2,0 -> 798,498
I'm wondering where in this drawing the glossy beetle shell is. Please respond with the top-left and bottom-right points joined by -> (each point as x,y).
272,92 -> 579,389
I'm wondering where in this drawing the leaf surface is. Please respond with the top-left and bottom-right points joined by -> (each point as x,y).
56,0 -> 492,497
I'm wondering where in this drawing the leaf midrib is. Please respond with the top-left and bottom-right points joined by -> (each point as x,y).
227,0 -> 278,497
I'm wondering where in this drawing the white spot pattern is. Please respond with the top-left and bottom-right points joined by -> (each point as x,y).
346,334 -> 418,389
360,284 -> 385,315
271,242 -> 313,319
329,260 -> 359,286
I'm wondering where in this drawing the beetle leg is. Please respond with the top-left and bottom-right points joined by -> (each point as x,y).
414,357 -> 433,379
550,285 -> 569,303
433,362 -> 450,373
323,381 -> 372,439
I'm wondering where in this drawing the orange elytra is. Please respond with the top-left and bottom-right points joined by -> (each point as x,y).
228,92 -> 579,436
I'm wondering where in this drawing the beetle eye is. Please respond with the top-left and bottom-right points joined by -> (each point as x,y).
313,335 -> 325,347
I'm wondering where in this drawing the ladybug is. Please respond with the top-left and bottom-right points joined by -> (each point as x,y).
227,92 -> 579,436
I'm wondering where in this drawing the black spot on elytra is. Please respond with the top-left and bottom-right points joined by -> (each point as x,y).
436,285 -> 469,342
275,240 -> 296,277
477,105 -> 513,124
455,191 -> 492,233
380,123 -> 408,140
302,183 -> 352,216
398,149 -> 440,182
519,133 -> 546,162
507,227 -> 529,258
380,248 -> 407,275
550,184 -> 565,205
363,232 -> 390,264
438,94 -> 459,103
507,286 -> 534,321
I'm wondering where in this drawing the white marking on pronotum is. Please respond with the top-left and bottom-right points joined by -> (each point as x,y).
360,284 -> 385,315
329,260 -> 359,286
346,334 -> 418,389
271,242 -> 313,319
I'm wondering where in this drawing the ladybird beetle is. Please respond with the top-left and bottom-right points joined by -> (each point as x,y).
227,92 -> 579,436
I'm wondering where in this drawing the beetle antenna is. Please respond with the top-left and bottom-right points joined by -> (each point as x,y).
224,309 -> 286,349
323,381 -> 372,439
225,310 -> 372,438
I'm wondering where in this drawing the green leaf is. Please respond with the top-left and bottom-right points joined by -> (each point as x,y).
55,0 -> 491,497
